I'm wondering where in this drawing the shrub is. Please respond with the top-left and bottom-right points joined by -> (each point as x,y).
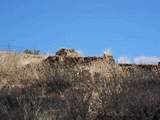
0,50 -> 160,120
24,49 -> 40,55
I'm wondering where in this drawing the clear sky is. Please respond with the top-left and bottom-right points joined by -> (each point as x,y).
0,0 -> 160,58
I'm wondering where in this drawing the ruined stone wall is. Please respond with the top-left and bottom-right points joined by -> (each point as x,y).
44,55 -> 115,66
119,64 -> 160,78
44,55 -> 160,79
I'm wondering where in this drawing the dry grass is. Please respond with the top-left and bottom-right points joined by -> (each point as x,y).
0,51 -> 160,120
0,52 -> 45,86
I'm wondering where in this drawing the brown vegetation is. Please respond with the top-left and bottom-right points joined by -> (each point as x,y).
0,49 -> 160,120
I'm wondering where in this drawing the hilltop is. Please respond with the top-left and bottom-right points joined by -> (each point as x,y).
0,48 -> 160,120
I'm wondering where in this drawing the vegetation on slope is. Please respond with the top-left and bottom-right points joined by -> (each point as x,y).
0,48 -> 160,120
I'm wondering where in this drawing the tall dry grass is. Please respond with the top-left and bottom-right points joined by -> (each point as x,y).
0,52 -> 20,73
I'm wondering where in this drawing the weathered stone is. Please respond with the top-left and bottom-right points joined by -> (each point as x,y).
55,48 -> 81,57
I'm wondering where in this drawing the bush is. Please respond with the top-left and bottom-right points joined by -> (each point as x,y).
0,51 -> 160,120
24,49 -> 40,55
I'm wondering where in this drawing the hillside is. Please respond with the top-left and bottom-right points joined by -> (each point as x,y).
0,49 -> 160,120
0,51 -> 45,65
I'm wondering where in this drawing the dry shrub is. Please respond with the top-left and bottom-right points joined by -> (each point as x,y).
0,52 -> 160,120
16,60 -> 160,120
63,68 -> 94,120
0,52 -> 48,120
17,88 -> 43,120
38,62 -> 94,120
92,63 -> 160,120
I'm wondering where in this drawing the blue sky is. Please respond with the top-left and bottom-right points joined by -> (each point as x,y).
0,0 -> 160,58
